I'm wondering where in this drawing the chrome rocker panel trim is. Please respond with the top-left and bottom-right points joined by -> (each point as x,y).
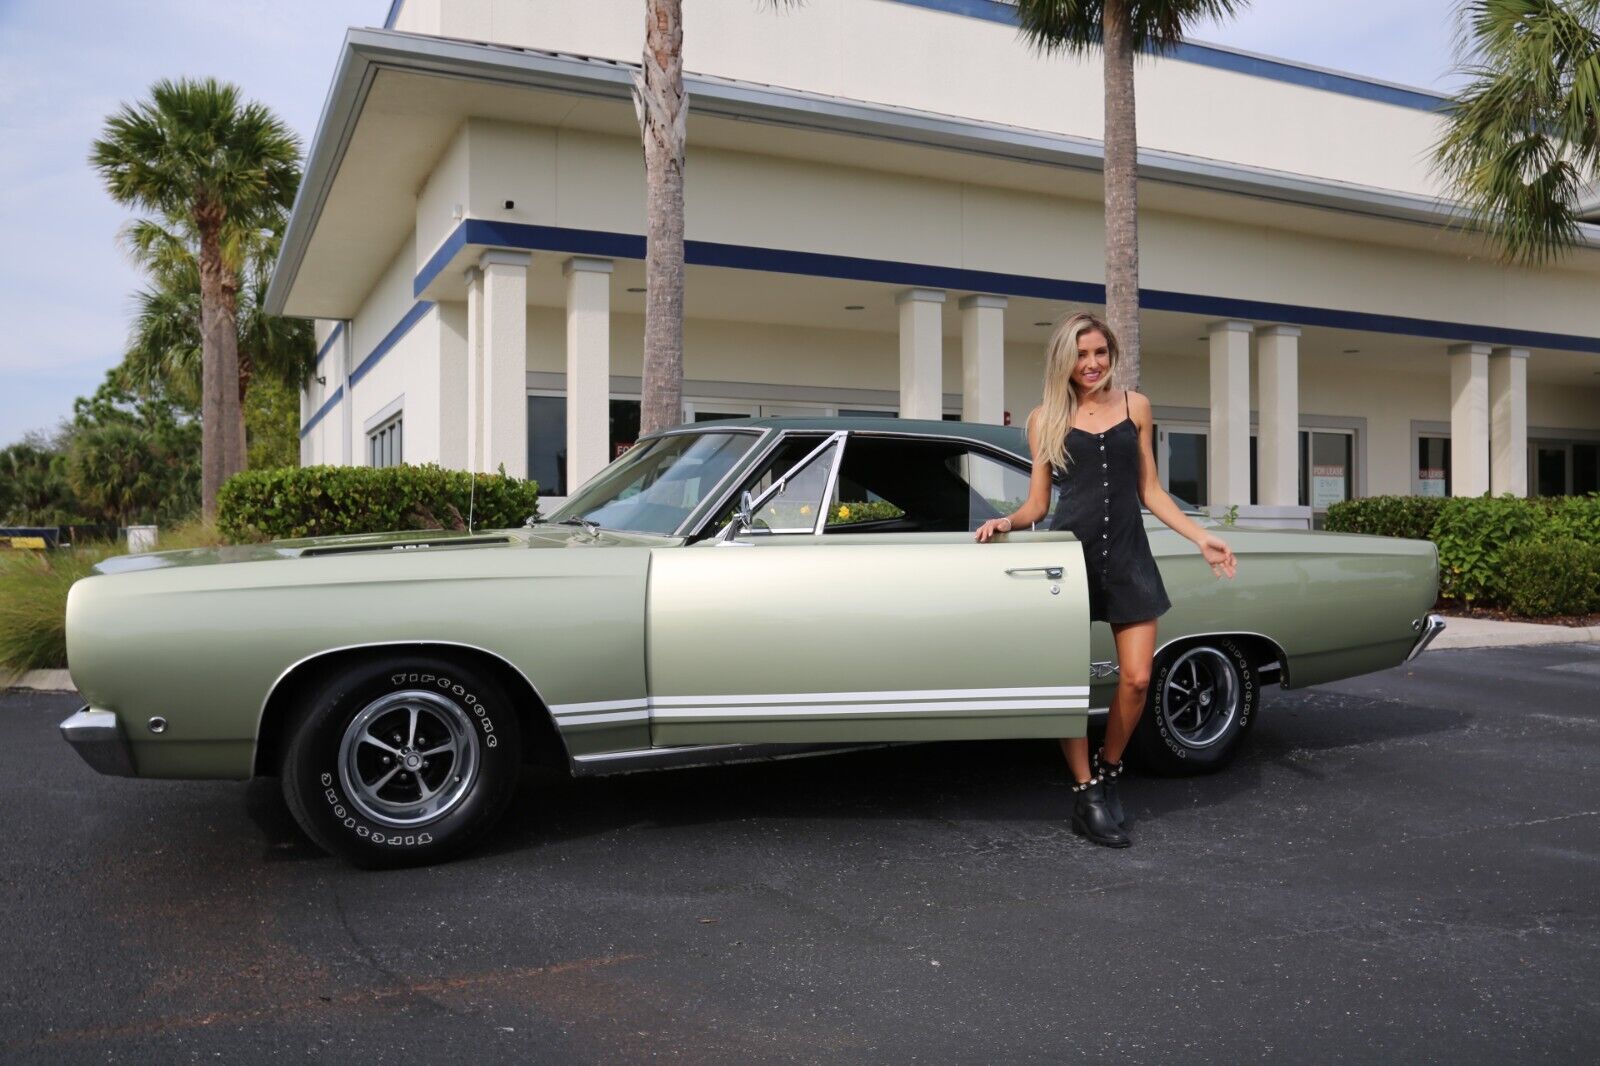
60,707 -> 137,777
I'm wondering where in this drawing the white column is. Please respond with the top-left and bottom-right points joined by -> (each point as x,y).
463,266 -> 485,472
896,288 -> 945,420
339,322 -> 353,467
1208,320 -> 1253,509
959,294 -> 1007,425
1489,346 -> 1529,498
479,250 -> 530,480
1256,325 -> 1300,507
564,256 -> 613,491
1448,343 -> 1491,497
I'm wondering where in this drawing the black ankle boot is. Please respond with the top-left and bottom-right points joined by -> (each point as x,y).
1093,748 -> 1126,828
1071,778 -> 1130,848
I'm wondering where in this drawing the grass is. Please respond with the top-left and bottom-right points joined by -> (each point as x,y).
0,519 -> 231,674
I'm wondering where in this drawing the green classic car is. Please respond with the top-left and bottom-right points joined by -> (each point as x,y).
61,417 -> 1443,866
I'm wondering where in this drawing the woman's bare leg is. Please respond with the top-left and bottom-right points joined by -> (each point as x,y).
1059,737 -> 1092,783
1102,619 -> 1157,764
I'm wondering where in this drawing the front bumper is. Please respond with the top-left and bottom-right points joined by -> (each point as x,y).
59,707 -> 137,777
1406,614 -> 1447,662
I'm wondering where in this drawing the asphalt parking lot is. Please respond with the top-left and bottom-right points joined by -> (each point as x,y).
3,642 -> 1598,1064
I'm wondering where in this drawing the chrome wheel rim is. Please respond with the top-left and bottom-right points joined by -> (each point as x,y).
1158,647 -> 1240,750
338,690 -> 480,828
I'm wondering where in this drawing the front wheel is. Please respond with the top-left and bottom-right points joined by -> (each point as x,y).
281,655 -> 522,868
1130,638 -> 1257,775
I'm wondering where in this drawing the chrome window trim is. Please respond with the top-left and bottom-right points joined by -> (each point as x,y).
724,430 -> 848,539
813,431 -> 849,535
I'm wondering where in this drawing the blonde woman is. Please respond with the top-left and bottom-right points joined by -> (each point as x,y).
976,312 -> 1237,847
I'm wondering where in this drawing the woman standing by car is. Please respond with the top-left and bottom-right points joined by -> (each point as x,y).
976,311 -> 1237,847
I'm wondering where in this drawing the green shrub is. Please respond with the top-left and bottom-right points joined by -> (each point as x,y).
1501,538 -> 1600,617
218,464 -> 539,541
0,548 -> 109,673
1430,495 -> 1543,604
1532,493 -> 1600,546
1325,495 -> 1446,540
828,500 -> 905,525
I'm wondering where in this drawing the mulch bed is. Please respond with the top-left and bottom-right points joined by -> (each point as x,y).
1435,600 -> 1600,628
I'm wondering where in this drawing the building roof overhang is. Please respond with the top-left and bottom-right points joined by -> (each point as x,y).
268,26 -> 1600,318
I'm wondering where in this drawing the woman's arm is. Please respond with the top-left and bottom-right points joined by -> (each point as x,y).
1130,391 -> 1237,578
975,408 -> 1053,542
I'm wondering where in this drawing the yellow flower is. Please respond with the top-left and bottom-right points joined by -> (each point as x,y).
837,505 -> 851,519
800,505 -> 811,515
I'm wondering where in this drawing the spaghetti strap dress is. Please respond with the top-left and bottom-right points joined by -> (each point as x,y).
1049,391 -> 1172,624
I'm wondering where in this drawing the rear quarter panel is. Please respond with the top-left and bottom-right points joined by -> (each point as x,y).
1092,522 -> 1437,691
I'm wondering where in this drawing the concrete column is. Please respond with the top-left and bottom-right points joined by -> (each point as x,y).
1448,343 -> 1491,497
1489,346 -> 1529,498
479,250 -> 530,480
959,294 -> 1007,425
463,266 -> 485,472
1208,320 -> 1254,509
896,288 -> 945,420
339,322 -> 353,467
564,256 -> 614,491
1256,325 -> 1300,507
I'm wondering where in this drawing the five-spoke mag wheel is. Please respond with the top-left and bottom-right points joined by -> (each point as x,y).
339,690 -> 481,828
1132,637 -> 1257,775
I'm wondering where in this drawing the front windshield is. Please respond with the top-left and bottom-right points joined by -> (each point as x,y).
550,431 -> 759,535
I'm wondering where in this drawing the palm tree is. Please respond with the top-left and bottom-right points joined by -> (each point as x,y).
91,78 -> 300,518
121,217 -> 315,456
1016,0 -> 1249,389
1435,0 -> 1600,265
634,0 -> 795,435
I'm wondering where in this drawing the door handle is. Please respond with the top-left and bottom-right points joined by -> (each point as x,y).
1005,566 -> 1064,580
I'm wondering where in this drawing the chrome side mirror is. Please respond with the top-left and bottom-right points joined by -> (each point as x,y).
719,490 -> 757,544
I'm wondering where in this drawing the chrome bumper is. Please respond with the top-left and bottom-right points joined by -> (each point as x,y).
59,707 -> 137,777
1405,614 -> 1447,662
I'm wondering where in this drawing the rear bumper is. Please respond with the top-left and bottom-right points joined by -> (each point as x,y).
59,707 -> 137,777
1406,614 -> 1447,662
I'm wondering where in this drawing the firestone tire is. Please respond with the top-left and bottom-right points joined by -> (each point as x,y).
1131,638 -> 1257,776
281,655 -> 522,868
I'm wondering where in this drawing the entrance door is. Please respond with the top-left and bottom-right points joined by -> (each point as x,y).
1157,423 -> 1208,507
1532,442 -> 1571,496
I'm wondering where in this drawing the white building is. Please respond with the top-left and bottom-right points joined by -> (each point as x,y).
268,0 -> 1600,521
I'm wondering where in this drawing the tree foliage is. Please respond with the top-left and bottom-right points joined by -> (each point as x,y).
1435,0 -> 1600,263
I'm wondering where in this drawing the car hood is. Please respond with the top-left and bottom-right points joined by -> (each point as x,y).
91,525 -> 677,575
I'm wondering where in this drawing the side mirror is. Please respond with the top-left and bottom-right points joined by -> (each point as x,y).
719,490 -> 756,544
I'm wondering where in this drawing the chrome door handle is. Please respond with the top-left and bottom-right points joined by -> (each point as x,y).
1006,566 -> 1064,580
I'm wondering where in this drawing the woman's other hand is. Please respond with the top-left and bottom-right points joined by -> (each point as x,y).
1198,532 -> 1237,579
975,516 -> 1013,543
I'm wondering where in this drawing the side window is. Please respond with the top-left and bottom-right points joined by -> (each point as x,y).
822,437 -> 1055,534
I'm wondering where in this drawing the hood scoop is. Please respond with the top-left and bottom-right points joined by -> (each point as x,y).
299,535 -> 516,558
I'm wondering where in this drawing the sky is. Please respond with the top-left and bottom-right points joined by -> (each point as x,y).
0,0 -> 1468,449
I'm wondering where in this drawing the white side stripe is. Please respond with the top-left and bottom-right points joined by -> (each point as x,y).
551,697 -> 650,717
558,710 -> 653,727
650,685 -> 1089,707
652,698 -> 1088,720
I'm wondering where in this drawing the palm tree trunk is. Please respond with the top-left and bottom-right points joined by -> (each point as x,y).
1101,0 -> 1141,390
196,215 -> 231,519
224,275 -> 249,471
635,0 -> 687,436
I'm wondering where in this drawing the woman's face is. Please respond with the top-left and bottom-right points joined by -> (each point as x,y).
1071,329 -> 1112,392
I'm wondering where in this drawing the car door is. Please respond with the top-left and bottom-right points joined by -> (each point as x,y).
645,431 -> 1092,746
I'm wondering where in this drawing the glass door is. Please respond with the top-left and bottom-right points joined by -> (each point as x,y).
1532,442 -> 1571,496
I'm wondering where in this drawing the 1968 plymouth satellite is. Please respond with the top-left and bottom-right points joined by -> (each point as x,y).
62,417 -> 1443,866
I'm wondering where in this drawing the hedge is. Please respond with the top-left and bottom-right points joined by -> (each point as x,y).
218,465 -> 540,542
1324,492 -> 1600,610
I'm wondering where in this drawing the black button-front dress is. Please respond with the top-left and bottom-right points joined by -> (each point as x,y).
1049,392 -> 1172,624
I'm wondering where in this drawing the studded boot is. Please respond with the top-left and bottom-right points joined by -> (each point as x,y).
1071,776 -> 1131,848
1093,747 -> 1126,828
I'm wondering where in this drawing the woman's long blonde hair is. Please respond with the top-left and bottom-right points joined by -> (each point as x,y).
1034,311 -> 1120,472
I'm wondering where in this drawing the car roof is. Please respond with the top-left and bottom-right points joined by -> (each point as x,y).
660,416 -> 1032,457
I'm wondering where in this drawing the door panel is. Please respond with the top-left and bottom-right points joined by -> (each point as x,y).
646,531 -> 1090,745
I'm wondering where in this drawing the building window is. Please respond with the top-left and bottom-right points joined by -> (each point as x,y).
367,414 -> 402,468
527,395 -> 643,497
1302,430 -> 1354,509
1417,435 -> 1450,497
1530,439 -> 1600,497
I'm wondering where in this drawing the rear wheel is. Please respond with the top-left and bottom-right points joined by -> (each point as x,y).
1131,638 -> 1257,775
281,655 -> 522,868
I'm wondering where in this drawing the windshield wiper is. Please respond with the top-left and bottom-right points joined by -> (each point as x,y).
557,516 -> 602,537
